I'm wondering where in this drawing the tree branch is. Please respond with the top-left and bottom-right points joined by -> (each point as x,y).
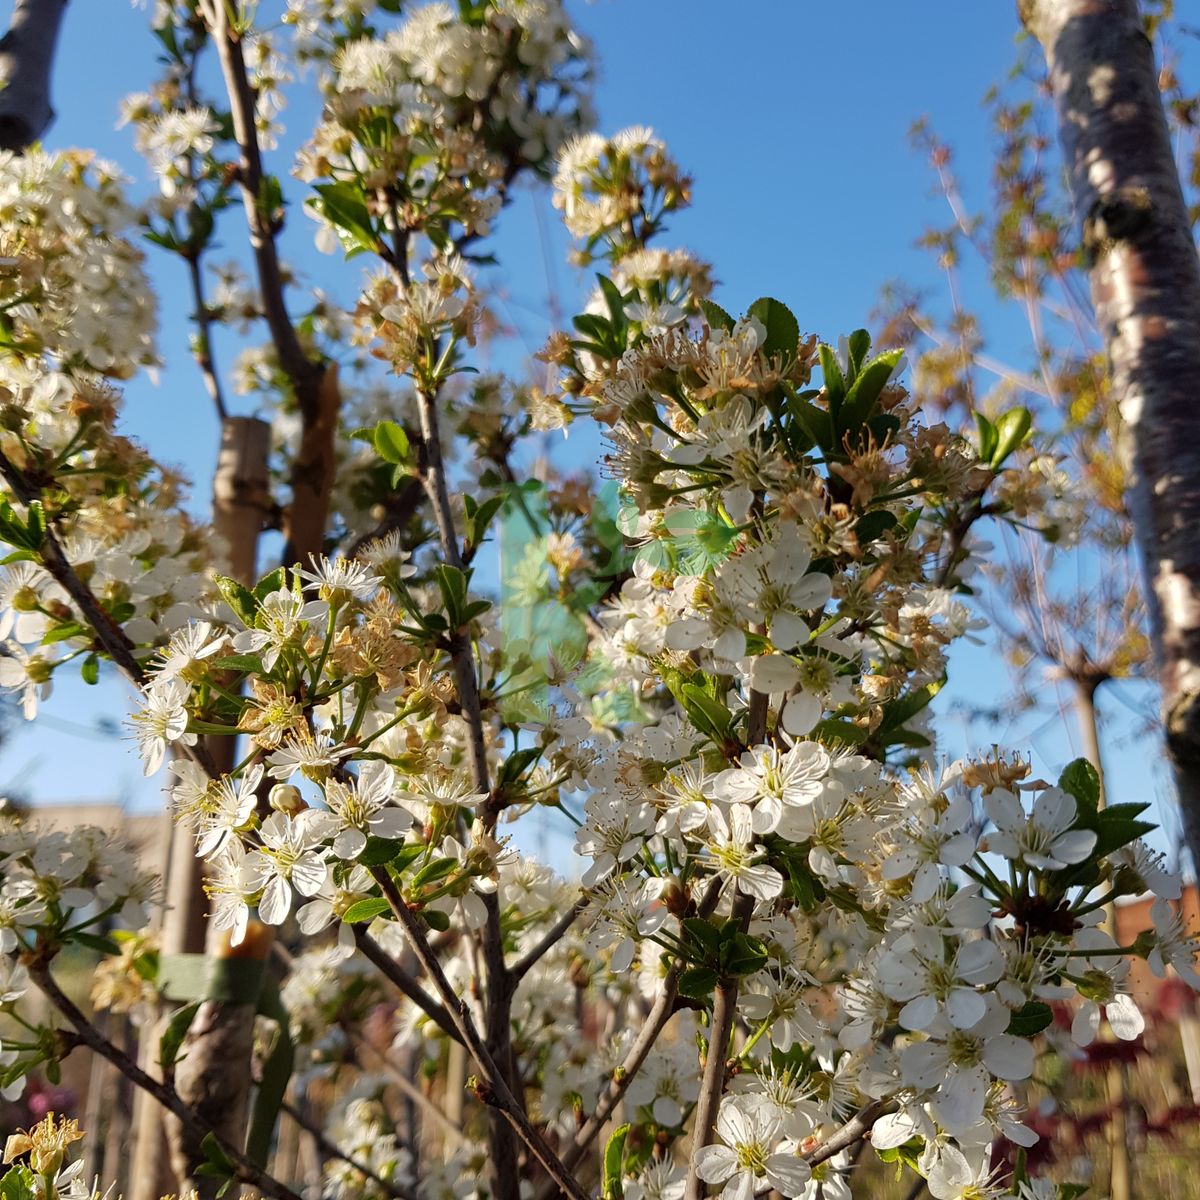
509,896 -> 585,985
352,926 -> 463,1046
29,960 -> 303,1200
682,890 -> 754,1200
279,1098 -> 416,1200
1023,0 -> 1200,873
195,0 -> 311,398
366,867 -> 587,1200
185,253 -> 228,422
546,962 -> 683,1189
804,1099 -> 894,1168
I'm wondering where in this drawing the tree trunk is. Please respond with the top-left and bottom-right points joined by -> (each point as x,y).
1022,0 -> 1200,873
0,0 -> 68,151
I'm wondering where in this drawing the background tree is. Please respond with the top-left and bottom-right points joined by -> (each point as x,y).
1020,0 -> 1200,874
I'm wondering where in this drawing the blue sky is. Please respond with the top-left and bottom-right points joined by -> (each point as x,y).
0,1 -> 1181,862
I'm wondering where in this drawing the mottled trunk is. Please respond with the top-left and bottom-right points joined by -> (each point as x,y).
1023,0 -> 1200,871
0,0 -> 68,151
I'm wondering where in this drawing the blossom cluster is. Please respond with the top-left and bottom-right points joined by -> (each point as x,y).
0,12 -> 1197,1200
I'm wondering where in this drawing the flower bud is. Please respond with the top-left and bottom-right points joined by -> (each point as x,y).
269,783 -> 305,814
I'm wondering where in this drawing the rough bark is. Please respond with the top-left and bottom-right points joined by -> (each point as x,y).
0,0 -> 68,151
1023,0 -> 1200,871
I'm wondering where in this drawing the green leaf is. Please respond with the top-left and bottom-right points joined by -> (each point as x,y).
422,907 -> 451,932
373,420 -> 411,466
412,857 -> 457,889
358,837 -> 409,867
597,275 -> 628,328
42,621 -> 88,644
700,299 -> 735,332
0,1166 -> 37,1200
681,916 -> 724,957
721,931 -> 768,977
818,343 -> 846,411
838,348 -> 905,436
845,329 -> 872,377
1058,758 -> 1100,820
990,406 -> 1032,467
215,574 -> 259,626
747,297 -> 799,361
159,1001 -> 201,1071
211,653 -> 265,674
253,568 -> 286,603
72,930 -> 119,955
308,182 -> 378,256
677,965 -> 719,999
197,1133 -> 236,1179
974,411 -> 998,463
435,564 -> 470,626
602,1124 -> 631,1200
1101,801 -> 1152,822
1093,816 -> 1157,858
341,897 -> 391,924
1006,1000 -> 1054,1038
80,653 -> 100,685
499,747 -> 542,787
811,717 -> 869,747
855,509 -> 899,544
878,675 -> 946,735
788,391 -> 833,452
679,682 -> 733,744
24,501 -> 45,548
465,493 -> 507,549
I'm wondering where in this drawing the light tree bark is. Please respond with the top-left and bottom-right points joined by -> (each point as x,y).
0,0 -> 68,151
1022,0 -> 1200,873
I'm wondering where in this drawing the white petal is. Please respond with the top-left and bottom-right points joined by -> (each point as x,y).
258,875 -> 291,925
749,654 -> 800,694
780,691 -> 821,737
1107,994 -> 1145,1041
982,1033 -> 1035,1080
693,1145 -> 736,1185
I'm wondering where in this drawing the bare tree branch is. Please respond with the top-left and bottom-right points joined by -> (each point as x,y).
366,866 -> 587,1200
279,1098 -> 416,1200
29,960 -> 303,1200
353,927 -> 463,1045
509,896 -> 585,984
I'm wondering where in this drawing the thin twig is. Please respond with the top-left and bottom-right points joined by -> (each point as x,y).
195,0 -> 314,409
548,962 -> 682,1187
353,927 -> 463,1045
509,896 -> 585,984
804,1099 -> 894,1168
347,1030 -> 466,1149
0,450 -> 147,684
279,1098 -> 416,1200
185,254 -> 228,422
366,867 -> 588,1200
682,890 -> 754,1200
